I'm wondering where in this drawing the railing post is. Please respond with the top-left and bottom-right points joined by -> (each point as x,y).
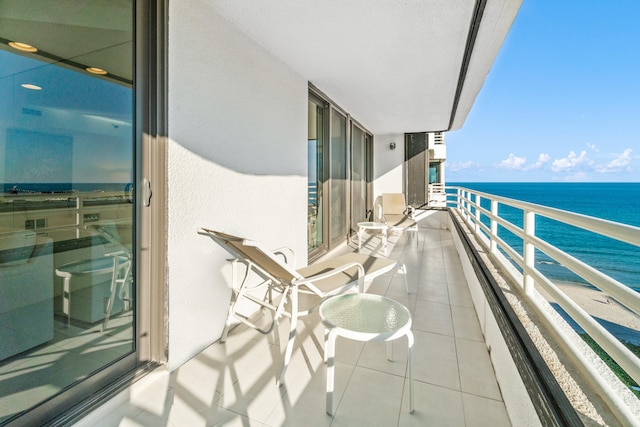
523,210 -> 535,296
475,194 -> 481,234
76,195 -> 82,239
490,200 -> 498,255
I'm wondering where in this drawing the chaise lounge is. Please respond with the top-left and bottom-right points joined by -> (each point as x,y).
198,227 -> 407,384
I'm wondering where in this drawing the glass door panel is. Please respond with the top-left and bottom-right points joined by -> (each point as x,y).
0,2 -> 135,423
351,125 -> 367,232
308,100 -> 325,252
329,110 -> 347,247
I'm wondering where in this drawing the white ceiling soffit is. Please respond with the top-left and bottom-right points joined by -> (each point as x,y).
212,0 -> 521,134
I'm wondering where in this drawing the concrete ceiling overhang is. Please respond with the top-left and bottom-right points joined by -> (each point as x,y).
211,0 -> 522,134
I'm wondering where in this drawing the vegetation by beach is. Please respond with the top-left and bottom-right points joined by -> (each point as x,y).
580,333 -> 640,399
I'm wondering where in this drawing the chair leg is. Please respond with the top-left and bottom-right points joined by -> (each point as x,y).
220,300 -> 234,343
397,263 -> 410,294
325,329 -> 336,416
279,285 -> 298,385
102,275 -> 118,332
407,330 -> 415,413
102,258 -> 122,332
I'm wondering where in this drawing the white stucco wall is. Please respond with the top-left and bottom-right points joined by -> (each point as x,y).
167,2 -> 308,370
373,133 -> 405,197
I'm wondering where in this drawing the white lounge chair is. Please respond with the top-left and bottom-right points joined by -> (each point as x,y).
380,193 -> 419,241
198,228 -> 406,385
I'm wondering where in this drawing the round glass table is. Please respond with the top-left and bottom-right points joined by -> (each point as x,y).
319,293 -> 414,415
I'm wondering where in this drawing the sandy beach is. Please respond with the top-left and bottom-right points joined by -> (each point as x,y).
538,281 -> 640,346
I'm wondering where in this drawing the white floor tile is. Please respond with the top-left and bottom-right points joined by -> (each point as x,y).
330,367 -> 404,427
413,300 -> 454,336
398,381 -> 465,426
462,393 -> 511,427
451,305 -> 484,341
69,223 -> 513,427
411,330 -> 460,391
456,339 -> 502,400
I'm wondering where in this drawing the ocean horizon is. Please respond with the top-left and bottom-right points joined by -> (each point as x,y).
449,182 -> 640,291
2,182 -> 131,194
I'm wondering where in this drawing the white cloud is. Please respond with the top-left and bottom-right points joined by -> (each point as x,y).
497,153 -> 526,170
523,153 -> 550,171
586,142 -> 599,152
551,150 -> 591,172
447,160 -> 477,172
595,148 -> 633,173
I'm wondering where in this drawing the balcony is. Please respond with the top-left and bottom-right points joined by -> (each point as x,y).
69,184 -> 640,426
74,213 -> 512,426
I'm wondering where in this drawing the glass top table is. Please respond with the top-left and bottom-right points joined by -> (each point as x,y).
319,293 -> 414,415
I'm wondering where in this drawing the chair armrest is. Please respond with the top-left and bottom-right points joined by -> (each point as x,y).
295,261 -> 366,293
406,206 -> 416,219
104,250 -> 130,259
272,246 -> 296,266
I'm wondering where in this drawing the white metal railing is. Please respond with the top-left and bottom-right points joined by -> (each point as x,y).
447,186 -> 640,424
428,183 -> 447,207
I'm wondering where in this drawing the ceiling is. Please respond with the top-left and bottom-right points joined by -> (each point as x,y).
211,0 -> 521,134
0,0 -> 521,135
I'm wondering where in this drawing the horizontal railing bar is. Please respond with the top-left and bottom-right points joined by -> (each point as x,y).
448,187 -> 640,247
531,234 -> 640,315
529,266 -> 640,387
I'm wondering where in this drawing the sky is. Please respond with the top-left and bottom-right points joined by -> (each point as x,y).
446,0 -> 640,183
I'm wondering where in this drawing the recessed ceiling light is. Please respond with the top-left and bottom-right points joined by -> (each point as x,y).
9,41 -> 38,53
86,67 -> 108,75
21,83 -> 42,90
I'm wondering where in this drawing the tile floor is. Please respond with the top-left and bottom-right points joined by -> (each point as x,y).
75,223 -> 512,426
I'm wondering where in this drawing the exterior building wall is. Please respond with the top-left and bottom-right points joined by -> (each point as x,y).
373,133 -> 406,196
167,2 -> 308,369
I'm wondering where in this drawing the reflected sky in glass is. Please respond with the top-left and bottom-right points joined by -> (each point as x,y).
1,49 -> 133,185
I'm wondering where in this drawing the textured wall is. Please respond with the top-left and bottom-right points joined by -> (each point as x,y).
167,2 -> 308,370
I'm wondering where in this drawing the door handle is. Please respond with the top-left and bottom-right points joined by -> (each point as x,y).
143,178 -> 152,207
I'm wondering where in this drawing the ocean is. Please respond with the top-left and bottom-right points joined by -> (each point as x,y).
449,182 -> 640,291
2,182 -> 131,194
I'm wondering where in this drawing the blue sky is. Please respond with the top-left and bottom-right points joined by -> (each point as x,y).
446,1 -> 640,183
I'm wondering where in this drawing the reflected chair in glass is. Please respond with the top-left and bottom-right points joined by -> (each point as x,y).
198,228 -> 405,385
102,251 -> 132,332
54,251 -> 131,331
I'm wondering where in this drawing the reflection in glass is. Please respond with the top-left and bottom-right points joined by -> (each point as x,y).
0,2 -> 134,423
429,161 -> 441,184
351,126 -> 367,232
308,100 -> 324,251
330,110 -> 347,246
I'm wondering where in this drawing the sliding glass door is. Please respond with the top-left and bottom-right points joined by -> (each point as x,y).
351,125 -> 372,232
329,109 -> 348,248
307,88 -> 374,258
308,98 -> 325,254
0,2 -> 136,424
